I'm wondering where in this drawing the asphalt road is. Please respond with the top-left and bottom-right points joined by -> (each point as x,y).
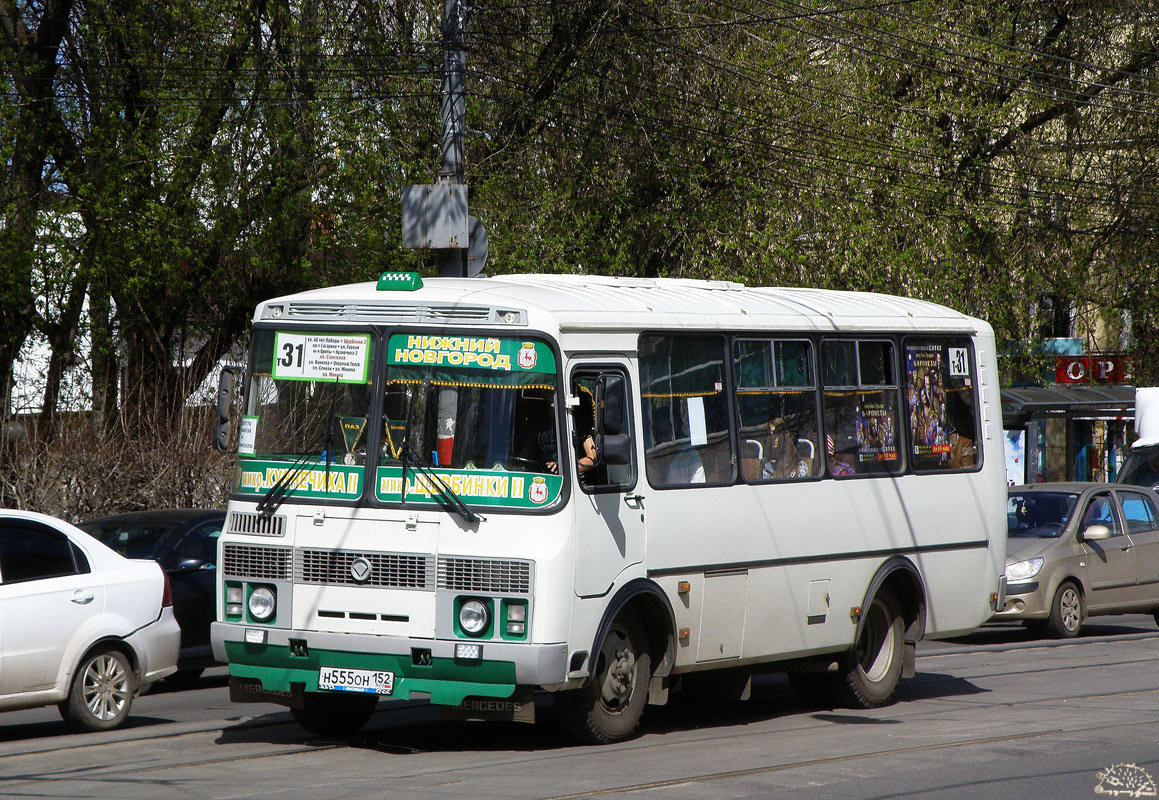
2,615 -> 1159,799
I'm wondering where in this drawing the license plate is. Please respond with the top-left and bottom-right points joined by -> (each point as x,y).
317,666 -> 394,695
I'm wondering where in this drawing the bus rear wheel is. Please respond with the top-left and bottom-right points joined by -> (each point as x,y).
557,611 -> 651,744
836,592 -> 904,708
291,692 -> 378,737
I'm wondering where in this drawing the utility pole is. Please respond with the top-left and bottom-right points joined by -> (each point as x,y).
440,0 -> 466,187
401,0 -> 487,277
438,0 -> 467,277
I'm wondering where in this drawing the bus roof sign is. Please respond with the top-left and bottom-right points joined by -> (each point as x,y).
377,272 -> 424,291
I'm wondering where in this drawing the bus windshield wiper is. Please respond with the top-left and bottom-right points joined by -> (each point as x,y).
256,452 -> 315,515
399,442 -> 484,525
258,379 -> 341,515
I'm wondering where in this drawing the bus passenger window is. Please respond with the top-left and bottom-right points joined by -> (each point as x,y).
734,338 -> 820,482
640,335 -> 733,488
821,340 -> 902,476
904,340 -> 979,472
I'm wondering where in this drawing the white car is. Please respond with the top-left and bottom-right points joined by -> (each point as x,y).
0,510 -> 181,731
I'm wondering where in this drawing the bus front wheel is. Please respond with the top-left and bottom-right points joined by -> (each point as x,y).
291,692 -> 378,737
837,592 -> 904,708
557,610 -> 652,744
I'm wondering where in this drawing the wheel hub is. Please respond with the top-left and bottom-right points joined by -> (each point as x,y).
599,644 -> 636,707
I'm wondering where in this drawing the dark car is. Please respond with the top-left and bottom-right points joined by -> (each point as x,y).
79,509 -> 224,683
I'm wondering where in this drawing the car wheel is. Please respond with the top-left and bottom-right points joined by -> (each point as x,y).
835,592 -> 904,708
556,610 -> 652,744
1046,582 -> 1083,638
291,691 -> 378,737
60,648 -> 134,732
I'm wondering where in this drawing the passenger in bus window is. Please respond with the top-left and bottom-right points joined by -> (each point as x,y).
827,433 -> 856,476
944,389 -> 977,469
667,447 -> 705,484
761,416 -> 815,479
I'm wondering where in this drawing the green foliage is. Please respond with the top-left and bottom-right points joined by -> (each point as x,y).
3,0 -> 1159,434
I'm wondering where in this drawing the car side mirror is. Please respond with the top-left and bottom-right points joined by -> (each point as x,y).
1082,524 -> 1112,541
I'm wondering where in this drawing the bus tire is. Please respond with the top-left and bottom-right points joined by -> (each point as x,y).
837,592 -> 904,708
291,692 -> 377,737
1046,581 -> 1083,639
557,610 -> 651,744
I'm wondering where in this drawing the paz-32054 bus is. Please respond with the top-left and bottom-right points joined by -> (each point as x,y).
211,272 -> 1007,743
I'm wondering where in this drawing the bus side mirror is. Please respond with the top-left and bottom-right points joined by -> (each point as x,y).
599,433 -> 631,466
215,365 -> 245,453
596,374 -> 625,436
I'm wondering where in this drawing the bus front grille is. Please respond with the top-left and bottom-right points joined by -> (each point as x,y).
437,557 -> 532,594
222,544 -> 293,580
227,511 -> 285,537
296,549 -> 435,590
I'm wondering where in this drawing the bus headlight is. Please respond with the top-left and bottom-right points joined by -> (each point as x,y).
1004,557 -> 1044,583
248,586 -> 277,622
459,599 -> 490,636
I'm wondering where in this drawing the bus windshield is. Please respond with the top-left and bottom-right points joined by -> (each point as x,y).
375,333 -> 564,510
234,328 -> 375,504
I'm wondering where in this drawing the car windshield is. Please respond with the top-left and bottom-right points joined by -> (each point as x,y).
1116,448 -> 1159,488
1007,492 -> 1078,538
80,519 -> 185,558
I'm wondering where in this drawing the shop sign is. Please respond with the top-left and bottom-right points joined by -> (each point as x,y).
1054,355 -> 1131,384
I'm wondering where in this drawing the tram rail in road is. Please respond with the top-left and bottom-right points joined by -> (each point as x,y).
2,617 -> 1159,799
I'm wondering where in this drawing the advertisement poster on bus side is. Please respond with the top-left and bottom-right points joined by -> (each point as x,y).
855,398 -> 898,463
906,345 -> 951,457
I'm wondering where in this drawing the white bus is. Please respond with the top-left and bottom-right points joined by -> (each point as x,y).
211,272 -> 1007,743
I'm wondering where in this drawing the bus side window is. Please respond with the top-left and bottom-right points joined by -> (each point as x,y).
639,334 -> 734,487
733,338 -> 821,482
904,339 -> 980,472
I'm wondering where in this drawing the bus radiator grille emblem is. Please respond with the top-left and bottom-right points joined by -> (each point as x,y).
350,557 -> 373,583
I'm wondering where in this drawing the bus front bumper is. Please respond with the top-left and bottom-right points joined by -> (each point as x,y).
212,622 -> 568,707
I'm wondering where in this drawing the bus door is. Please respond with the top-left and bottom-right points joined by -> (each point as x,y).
569,362 -> 646,598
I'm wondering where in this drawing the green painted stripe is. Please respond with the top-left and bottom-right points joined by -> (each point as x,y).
224,641 -> 516,706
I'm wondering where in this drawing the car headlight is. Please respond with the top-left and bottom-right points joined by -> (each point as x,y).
248,586 -> 276,621
459,599 -> 490,636
1005,557 -> 1045,582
